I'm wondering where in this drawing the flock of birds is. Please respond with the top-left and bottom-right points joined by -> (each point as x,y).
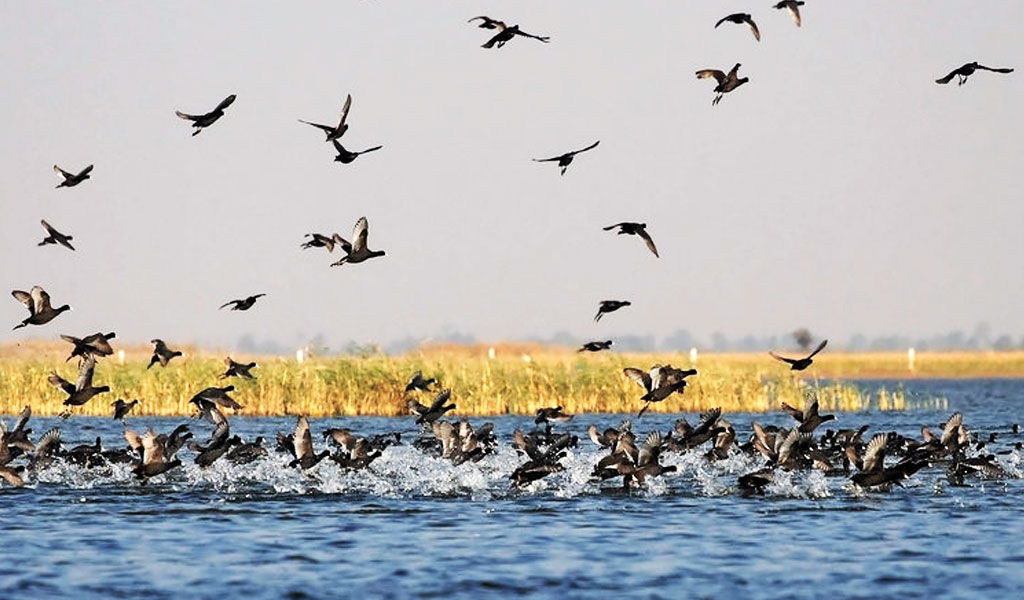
4,7 -> 1017,491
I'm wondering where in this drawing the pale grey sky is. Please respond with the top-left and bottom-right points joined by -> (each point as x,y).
1,1 -> 1022,351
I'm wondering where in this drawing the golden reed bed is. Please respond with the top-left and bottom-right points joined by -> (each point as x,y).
2,342 -> 1007,417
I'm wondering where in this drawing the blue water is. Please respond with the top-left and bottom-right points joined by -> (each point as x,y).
2,379 -> 1023,599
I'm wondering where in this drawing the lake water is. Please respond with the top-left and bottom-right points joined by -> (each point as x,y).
2,379 -> 1022,599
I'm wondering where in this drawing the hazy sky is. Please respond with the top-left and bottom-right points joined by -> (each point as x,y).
1,2 -> 1022,351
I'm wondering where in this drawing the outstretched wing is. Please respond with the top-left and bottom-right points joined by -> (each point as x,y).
76,356 -> 97,391
76,165 -> 94,178
298,119 -> 335,133
215,95 -> 237,112
696,69 -> 727,84
53,165 -> 73,178
975,65 -> 1014,74
31,286 -> 53,313
352,217 -> 370,253
294,416 -> 313,459
336,94 -> 352,134
12,290 -> 34,315
806,339 -> 828,359
745,17 -> 761,41
769,351 -> 797,366
637,228 -> 659,257
571,140 -> 600,156
623,367 -> 653,393
175,110 -> 199,121
48,372 -> 75,395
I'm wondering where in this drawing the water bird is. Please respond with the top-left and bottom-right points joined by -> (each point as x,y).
510,430 -> 573,486
148,339 -> 183,368
935,62 -> 1014,86
330,217 -> 386,266
175,94 -> 236,135
48,356 -> 110,407
406,389 -> 456,425
299,94 -> 352,141
603,222 -> 659,257
535,406 -> 572,425
0,465 -> 24,487
300,233 -> 344,252
332,140 -> 382,164
189,386 -> 243,412
221,357 -> 257,379
578,340 -> 613,353
769,339 -> 827,370
624,365 -> 698,416
594,300 -> 630,322
665,408 -> 725,451
220,294 -> 266,311
111,399 -> 140,421
283,416 -> 330,469
468,16 -> 550,49
132,428 -> 183,479
780,400 -> 836,433
405,371 -> 437,393
226,436 -> 267,465
773,1 -> 804,27
53,164 -> 93,188
38,220 -> 75,250
623,432 -> 677,488
533,141 -> 599,176
696,63 -> 749,106
62,332 -> 116,362
714,13 -> 760,41
12,286 -> 71,329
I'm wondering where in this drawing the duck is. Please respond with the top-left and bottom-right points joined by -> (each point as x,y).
195,435 -> 241,468
936,62 -> 1014,86
221,357 -> 257,379
38,220 -> 76,250
12,286 -> 71,329
780,399 -> 836,433
330,217 -> 386,266
111,399 -> 140,421
61,332 -> 116,362
469,16 -> 550,49
623,432 -> 677,488
132,428 -> 183,479
578,340 -> 613,353
53,164 -> 93,188
714,13 -> 760,41
594,299 -> 630,322
533,141 -> 599,176
285,416 -> 330,470
148,339 -> 183,368
48,356 -> 110,407
696,63 -> 749,106
406,389 -> 457,425
332,140 -> 382,164
219,294 -> 266,311
602,222 -> 659,257
298,94 -> 352,141
535,406 -> 572,425
769,339 -> 828,371
623,365 -> 698,417
189,386 -> 243,412
405,371 -> 437,393
773,1 -> 805,27
175,94 -> 236,135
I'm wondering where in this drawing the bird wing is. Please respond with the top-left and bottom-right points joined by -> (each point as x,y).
41,220 -> 58,236
294,416 -> 313,459
357,145 -> 383,154
219,299 -> 239,310
806,339 -> 828,359
696,69 -> 727,84
861,433 -> 889,473
745,17 -> 761,41
637,228 -> 659,257
769,351 -> 797,365
481,31 -> 505,49
532,155 -> 562,163
35,427 -> 61,456
602,223 -> 627,231
48,372 -> 75,395
941,413 -> 963,445
623,367 -> 653,392
76,356 -> 97,391
175,110 -> 199,121
429,388 -> 452,412
298,119 -> 335,133
82,332 -> 114,355
141,429 -> 166,465
336,94 -> 352,133
12,406 -> 30,432
975,65 -> 1014,74
77,165 -> 94,177
332,233 -> 352,254
31,286 -> 53,314
352,217 -> 370,253
714,16 -> 731,28
780,402 -> 804,422
12,290 -> 34,315
215,95 -> 237,112
53,165 -> 73,178
785,3 -> 802,26
571,140 -> 600,156
935,68 -> 959,84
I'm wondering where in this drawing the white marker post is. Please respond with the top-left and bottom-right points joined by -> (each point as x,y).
296,349 -> 304,363
690,347 -> 698,366
488,347 -> 496,360
907,347 -> 915,372
117,349 -> 125,365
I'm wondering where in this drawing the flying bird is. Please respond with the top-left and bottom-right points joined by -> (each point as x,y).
298,94 -> 352,141
300,233 -> 344,252
578,340 -> 613,353
406,389 -> 456,425
603,222 -> 659,257
61,332 -> 116,362
189,386 -> 243,411
53,164 -> 93,188
175,94 -> 236,136
769,339 -> 828,371
714,13 -> 760,41
220,294 -> 266,311
533,141 -> 599,176
148,339 -> 182,368
221,357 -> 258,380
332,139 -> 383,164
780,399 -> 836,433
623,365 -> 698,417
594,300 -> 631,322
406,371 -> 437,393
468,16 -> 550,49
38,220 -> 75,250
111,399 -> 140,421
48,356 -> 110,406
936,62 -> 1014,86
696,63 -> 749,106
330,217 -> 386,266
773,1 -> 805,27
12,286 -> 71,329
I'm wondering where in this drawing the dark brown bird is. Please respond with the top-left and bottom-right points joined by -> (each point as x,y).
220,294 -> 265,311
175,94 -> 236,135
696,63 -> 749,106
148,339 -> 182,369
468,16 -> 550,49
773,1 -> 805,27
714,13 -> 760,41
61,332 -> 116,362
936,62 -> 1014,86
131,428 -> 183,479
330,217 -> 386,266
48,356 -> 110,406
406,389 -> 456,425
780,400 -> 836,433
594,300 -> 631,322
533,141 -> 599,175
111,398 -> 140,421
603,222 -> 659,257
300,233 -> 345,252
770,339 -> 828,371
189,386 -> 243,411
221,357 -> 257,380
535,406 -> 572,425
287,416 -> 330,469
405,371 -> 437,393
298,94 -> 352,141
333,140 -> 382,164
624,365 -> 698,417
12,286 -> 71,329
53,164 -> 93,188
578,340 -> 613,353
38,220 -> 75,250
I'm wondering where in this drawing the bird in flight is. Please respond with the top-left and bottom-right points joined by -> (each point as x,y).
300,233 -> 345,252
774,1 -> 805,27
936,62 -> 1014,86
299,94 -> 353,141
468,16 -> 550,49
38,220 -> 75,251
12,286 -> 71,329
578,340 -> 613,353
222,357 -> 258,380
219,294 -> 266,311
769,339 -> 828,371
61,332 -> 116,362
594,300 -> 631,322
623,365 -> 698,417
533,141 -> 599,176
603,222 -> 659,258
48,356 -> 110,407
714,13 -> 760,41
697,64 -> 749,106
331,217 -> 386,267
148,339 -> 182,369
332,139 -> 383,164
175,94 -> 236,136
53,164 -> 93,189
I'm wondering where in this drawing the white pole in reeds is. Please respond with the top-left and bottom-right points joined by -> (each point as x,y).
907,347 -> 915,372
296,349 -> 304,363
488,347 -> 496,360
690,347 -> 698,366
117,349 -> 125,365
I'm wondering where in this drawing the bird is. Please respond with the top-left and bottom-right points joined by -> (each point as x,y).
780,400 -> 836,433
330,217 -> 386,266
533,141 -> 599,176
38,220 -> 75,250
132,428 -> 183,479
468,16 -> 550,49
12,286 -> 71,329
769,339 -> 828,371
111,399 -> 140,421
175,94 -> 236,135
405,371 -> 437,393
535,406 -> 572,425
578,340 -> 613,353
594,300 -> 631,322
332,139 -> 382,164
286,416 -> 330,469
300,233 -> 344,252
221,357 -> 257,380
623,365 -> 698,417
61,332 -> 116,362
148,339 -> 182,369
48,356 -> 110,407
53,164 -> 93,188
936,62 -> 1014,86
714,13 -> 760,41
696,64 -> 749,106
219,294 -> 266,311
189,386 -> 243,412
603,222 -> 659,257
406,389 -> 456,425
773,1 -> 805,27
298,94 -> 353,141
